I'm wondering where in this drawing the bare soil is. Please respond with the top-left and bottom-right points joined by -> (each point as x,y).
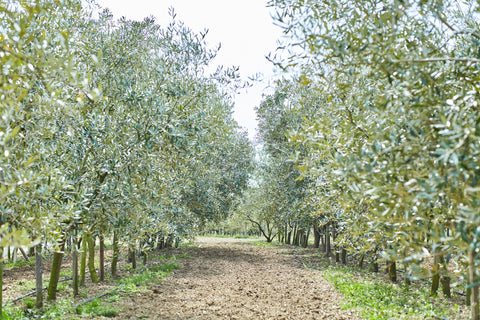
116,238 -> 359,320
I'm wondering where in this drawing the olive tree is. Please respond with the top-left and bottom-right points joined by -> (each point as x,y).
270,0 -> 480,316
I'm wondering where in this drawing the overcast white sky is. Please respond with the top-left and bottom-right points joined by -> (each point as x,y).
95,0 -> 282,140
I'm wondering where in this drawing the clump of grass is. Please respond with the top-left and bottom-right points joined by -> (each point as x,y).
4,257 -> 35,268
14,279 -> 36,292
199,233 -> 260,239
22,297 -> 35,309
21,296 -> 75,319
250,241 -> 278,247
76,298 -> 118,318
323,265 -> 466,319
158,254 -> 178,261
116,260 -> 181,296
234,234 -> 259,239
59,268 -> 73,278
8,247 -> 184,319
1,304 -> 26,320
179,240 -> 194,247
198,234 -> 233,238
151,260 -> 180,273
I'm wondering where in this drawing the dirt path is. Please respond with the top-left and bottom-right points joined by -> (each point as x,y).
117,238 -> 359,320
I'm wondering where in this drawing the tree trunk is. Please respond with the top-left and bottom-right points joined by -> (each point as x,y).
166,235 -> 173,248
313,222 -> 320,248
86,233 -> 99,283
47,247 -> 64,301
80,235 -> 87,286
468,286 -> 472,306
292,225 -> 299,246
72,236 -> 79,297
302,228 -> 310,248
0,246 -> 4,317
111,231 -> 119,277
66,236 -> 71,253
128,247 -> 133,263
19,247 -> 29,262
35,244 -> 43,307
371,250 -> 379,273
341,248 -> 347,264
129,245 -> 136,270
441,276 -> 451,298
320,226 -> 325,251
388,261 -> 397,283
333,230 -> 339,262
470,248 -> 479,320
431,254 -> 440,296
157,237 -> 164,250
325,225 -> 331,258
359,253 -> 365,269
132,248 -> 136,270
99,235 -> 105,282
404,263 -> 411,286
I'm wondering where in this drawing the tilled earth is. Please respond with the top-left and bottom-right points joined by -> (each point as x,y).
117,238 -> 359,320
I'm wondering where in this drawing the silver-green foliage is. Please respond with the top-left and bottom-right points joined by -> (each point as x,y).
0,0 -> 254,266
269,0 -> 480,315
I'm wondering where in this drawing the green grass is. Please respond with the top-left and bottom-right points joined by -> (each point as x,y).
179,240 -> 194,247
24,296 -> 116,319
233,234 -> 260,239
22,297 -> 35,309
199,234 -> 234,238
150,260 -> 180,273
60,268 -> 73,278
114,259 -> 181,297
323,265 -> 465,320
14,279 -> 36,292
20,296 -> 76,320
6,256 -> 182,319
118,260 -> 180,287
4,257 -> 35,268
76,298 -> 118,318
179,251 -> 189,259
249,240 -> 279,247
2,304 -> 31,320
199,233 -> 260,239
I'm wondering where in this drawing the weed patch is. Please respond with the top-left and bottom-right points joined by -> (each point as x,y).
5,258 -> 34,269
118,260 -> 180,288
5,254 -> 182,319
323,265 -> 466,320
76,298 -> 118,318
250,241 -> 279,247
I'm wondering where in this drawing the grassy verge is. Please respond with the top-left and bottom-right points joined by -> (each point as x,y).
199,234 -> 260,239
249,240 -> 280,247
3,255 -> 181,319
4,257 -> 35,269
322,264 -> 467,320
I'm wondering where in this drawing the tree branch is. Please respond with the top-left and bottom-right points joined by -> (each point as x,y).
247,218 -> 270,241
345,106 -> 369,139
394,57 -> 480,63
